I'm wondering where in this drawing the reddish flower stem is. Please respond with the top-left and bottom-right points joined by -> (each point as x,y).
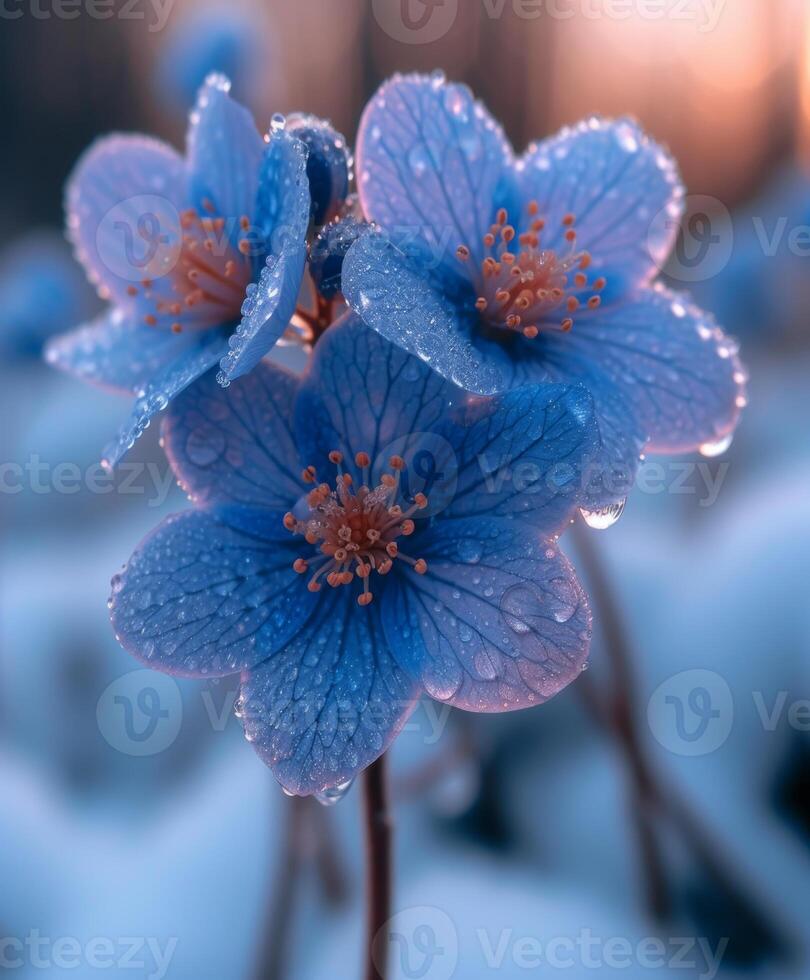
363,754 -> 393,980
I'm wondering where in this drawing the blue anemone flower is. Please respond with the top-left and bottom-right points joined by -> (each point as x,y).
342,73 -> 747,507
45,73 -> 312,468
109,314 -> 598,795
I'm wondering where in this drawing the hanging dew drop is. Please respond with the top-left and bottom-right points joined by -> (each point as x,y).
579,498 -> 626,530
698,432 -> 733,458
315,778 -> 354,807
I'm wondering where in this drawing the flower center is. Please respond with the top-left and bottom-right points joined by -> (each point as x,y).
126,199 -> 256,334
456,202 -> 606,339
284,451 -> 429,606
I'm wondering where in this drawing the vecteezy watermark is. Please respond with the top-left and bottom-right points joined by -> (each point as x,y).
647,669 -> 734,756
97,670 -> 183,756
0,455 -> 177,507
649,671 -> 810,757
0,931 -> 177,978
0,0 -> 176,31
650,195 -> 734,284
372,0 -> 728,43
374,906 -> 459,980
96,668 -> 454,757
374,912 -> 729,979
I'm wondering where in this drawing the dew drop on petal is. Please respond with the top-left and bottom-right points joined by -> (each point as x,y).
699,432 -> 734,458
315,778 -> 354,807
579,498 -> 626,530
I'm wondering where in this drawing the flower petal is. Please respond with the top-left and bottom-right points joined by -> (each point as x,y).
287,113 -> 350,226
162,359 -> 304,510
439,383 -> 598,534
217,130 -> 310,383
44,308 -> 191,395
494,343 -> 641,508
543,285 -> 746,456
185,73 -> 265,234
110,508 -> 317,678
240,589 -> 419,795
518,117 -> 684,298
342,230 -> 505,394
293,311 -> 458,473
383,518 -> 591,711
66,134 -> 185,308
357,73 -> 514,281
101,332 -> 229,469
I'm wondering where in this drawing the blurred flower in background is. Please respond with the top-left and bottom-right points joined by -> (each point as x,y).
0,230 -> 98,360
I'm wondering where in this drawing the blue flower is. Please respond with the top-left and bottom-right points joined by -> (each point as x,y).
46,73 -> 312,468
155,5 -> 265,113
0,230 -> 98,359
109,315 -> 598,795
342,73 -> 747,507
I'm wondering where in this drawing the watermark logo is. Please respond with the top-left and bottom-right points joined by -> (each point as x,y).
373,906 -> 458,979
97,669 -> 183,756
96,194 -> 181,283
647,668 -> 733,756
650,194 -> 734,283
372,0 -> 459,44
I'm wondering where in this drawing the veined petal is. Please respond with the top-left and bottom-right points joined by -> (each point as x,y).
44,308 -> 191,395
293,312 -> 459,476
185,73 -> 265,238
543,285 -> 746,456
342,230 -> 504,394
240,589 -> 419,796
357,73 -> 515,282
498,341 -> 644,509
101,332 -> 229,469
517,117 -> 684,298
163,359 -> 304,511
110,509 -> 318,678
439,383 -> 598,533
217,130 -> 310,383
66,134 -> 186,308
383,518 -> 591,711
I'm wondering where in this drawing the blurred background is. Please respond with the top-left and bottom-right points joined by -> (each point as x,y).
1,0 -> 809,977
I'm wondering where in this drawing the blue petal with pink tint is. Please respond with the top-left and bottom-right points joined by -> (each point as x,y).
185,73 -> 265,247
517,116 -> 684,300
110,509 -> 318,678
101,331 -> 229,470
240,590 -> 419,796
49,74 -> 313,464
66,133 -> 186,310
347,74 -> 746,505
113,316 -> 597,794
383,517 -> 591,711
438,383 -> 598,532
356,73 -> 516,284
44,309 -> 196,395
216,128 -> 310,383
342,229 -> 505,394
163,357 -> 304,511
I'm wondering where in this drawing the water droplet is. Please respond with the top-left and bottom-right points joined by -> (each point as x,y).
580,498 -> 626,530
315,778 -> 354,807
457,539 -> 482,564
699,432 -> 733,458
407,145 -> 429,178
270,112 -> 286,133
